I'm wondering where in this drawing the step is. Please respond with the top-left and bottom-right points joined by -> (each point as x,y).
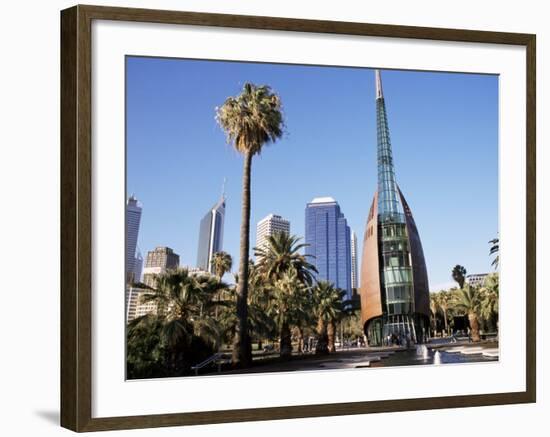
444,347 -> 466,353
460,347 -> 484,355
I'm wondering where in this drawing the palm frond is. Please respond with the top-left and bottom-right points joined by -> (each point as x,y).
216,83 -> 284,156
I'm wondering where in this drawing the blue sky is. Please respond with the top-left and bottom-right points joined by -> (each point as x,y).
126,56 -> 498,290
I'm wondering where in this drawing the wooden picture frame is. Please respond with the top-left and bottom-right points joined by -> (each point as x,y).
60,4 -> 536,432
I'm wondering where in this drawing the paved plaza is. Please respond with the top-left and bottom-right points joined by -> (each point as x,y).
214,340 -> 499,376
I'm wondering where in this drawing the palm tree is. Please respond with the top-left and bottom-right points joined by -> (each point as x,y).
327,319 -> 337,353
197,311 -> 229,353
255,232 -> 318,285
127,314 -> 167,379
489,238 -> 499,269
480,273 -> 499,330
216,83 -> 284,367
429,293 -> 439,337
270,268 -> 309,358
211,251 -> 233,318
338,304 -> 359,345
247,262 -> 276,350
293,295 -> 315,354
254,232 -> 318,354
200,291 -> 275,354
452,265 -> 467,288
211,251 -> 233,280
445,287 -> 460,335
436,291 -> 451,336
313,281 -> 344,354
327,293 -> 346,353
230,261 -> 277,351
453,284 -> 482,342
140,268 -> 228,346
138,268 -> 229,373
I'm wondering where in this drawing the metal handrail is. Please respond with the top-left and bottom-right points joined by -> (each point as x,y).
191,352 -> 226,375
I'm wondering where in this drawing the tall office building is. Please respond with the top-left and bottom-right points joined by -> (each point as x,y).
351,231 -> 358,290
126,195 -> 142,283
133,250 -> 143,284
256,214 -> 291,254
360,70 -> 430,346
142,246 -> 180,287
305,197 -> 352,299
196,195 -> 226,274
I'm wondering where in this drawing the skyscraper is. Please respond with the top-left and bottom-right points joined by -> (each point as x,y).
305,197 -> 352,299
351,231 -> 358,290
133,250 -> 143,283
196,195 -> 226,273
142,246 -> 180,287
126,195 -> 142,283
360,70 -> 430,346
256,214 -> 291,254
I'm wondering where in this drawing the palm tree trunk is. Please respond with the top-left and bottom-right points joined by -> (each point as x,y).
297,327 -> 304,354
280,322 -> 292,359
232,151 -> 253,367
327,321 -> 336,353
214,274 -> 222,319
443,310 -> 448,337
315,318 -> 329,355
468,312 -> 481,342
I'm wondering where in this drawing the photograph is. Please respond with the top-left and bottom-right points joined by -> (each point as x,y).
124,57 -> 500,380
0,0 -> 541,434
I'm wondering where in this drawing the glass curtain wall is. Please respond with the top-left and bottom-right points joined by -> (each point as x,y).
370,70 -> 419,345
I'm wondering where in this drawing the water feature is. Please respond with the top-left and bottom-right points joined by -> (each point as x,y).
416,344 -> 429,360
369,346 -> 498,368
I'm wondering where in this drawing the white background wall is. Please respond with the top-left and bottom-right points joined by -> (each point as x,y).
0,0 -> 546,435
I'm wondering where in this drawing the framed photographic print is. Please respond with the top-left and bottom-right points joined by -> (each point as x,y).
60,4 -> 536,432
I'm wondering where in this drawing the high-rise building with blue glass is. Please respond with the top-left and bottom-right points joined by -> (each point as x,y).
305,197 -> 352,299
360,70 -> 430,346
351,230 -> 358,290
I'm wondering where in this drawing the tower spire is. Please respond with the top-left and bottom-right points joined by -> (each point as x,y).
375,69 -> 384,100
375,69 -> 401,218
221,177 -> 227,200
